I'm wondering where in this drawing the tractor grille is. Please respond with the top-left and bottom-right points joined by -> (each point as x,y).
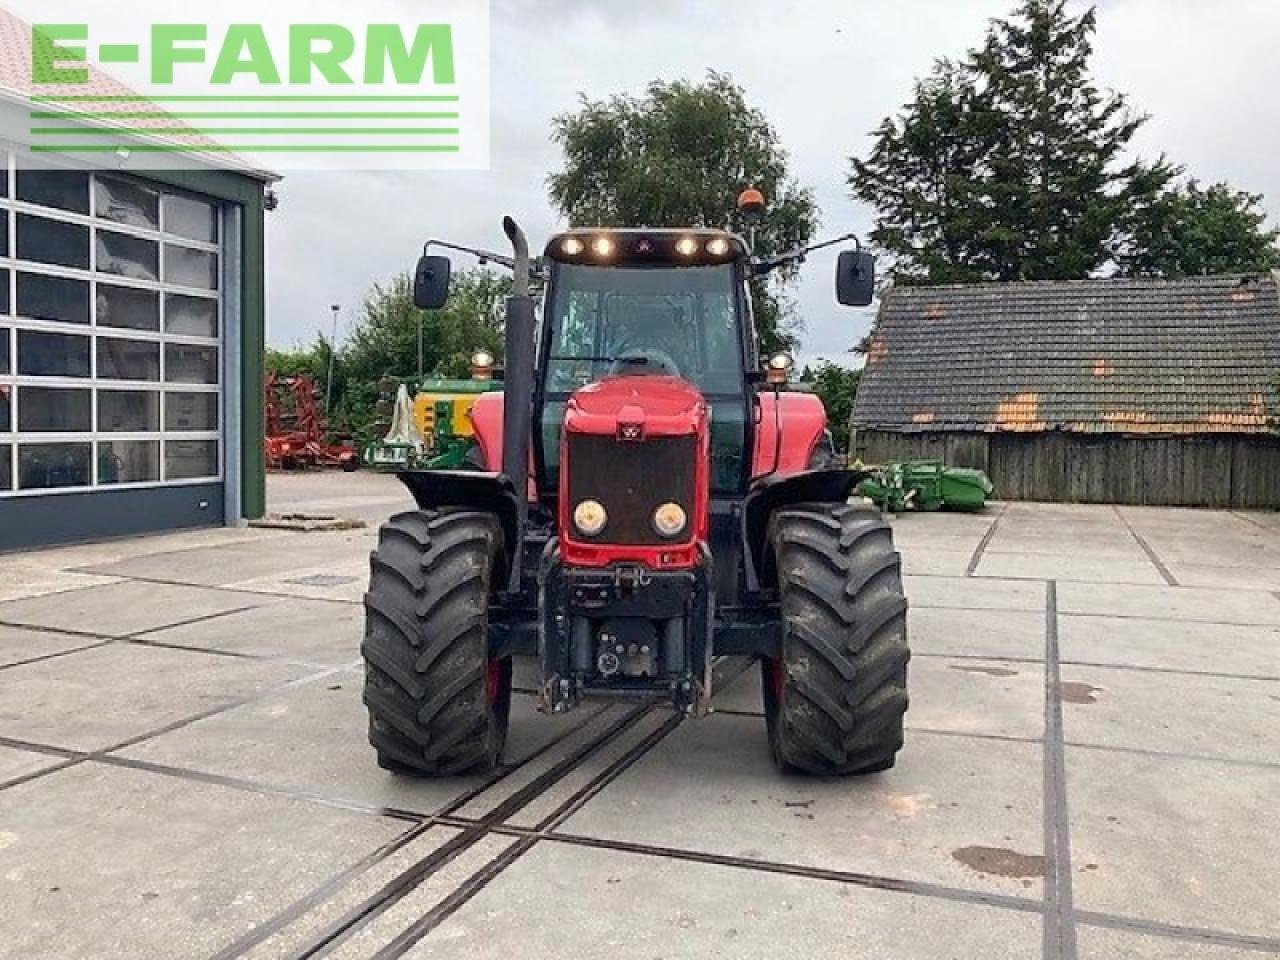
565,434 -> 697,545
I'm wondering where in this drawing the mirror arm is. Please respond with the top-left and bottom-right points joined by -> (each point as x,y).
423,239 -> 544,283
423,238 -> 515,270
751,233 -> 860,277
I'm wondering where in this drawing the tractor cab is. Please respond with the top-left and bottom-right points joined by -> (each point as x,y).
365,204 -> 909,780
538,228 -> 754,499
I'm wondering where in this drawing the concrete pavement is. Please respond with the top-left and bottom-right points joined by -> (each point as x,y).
0,474 -> 1277,958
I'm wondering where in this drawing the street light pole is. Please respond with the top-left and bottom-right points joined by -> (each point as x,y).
326,304 -> 340,418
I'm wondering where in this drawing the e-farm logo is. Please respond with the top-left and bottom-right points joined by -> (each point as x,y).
21,2 -> 490,172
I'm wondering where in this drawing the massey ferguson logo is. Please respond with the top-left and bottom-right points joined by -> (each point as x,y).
618,423 -> 643,442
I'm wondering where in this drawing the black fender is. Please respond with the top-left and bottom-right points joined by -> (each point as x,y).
396,470 -> 522,575
740,468 -> 871,593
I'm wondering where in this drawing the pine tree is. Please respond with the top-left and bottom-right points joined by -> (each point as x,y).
969,0 -> 1172,280
850,61 -> 997,285
851,0 -> 1205,285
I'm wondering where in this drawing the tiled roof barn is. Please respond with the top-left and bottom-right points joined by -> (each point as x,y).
851,273 -> 1280,507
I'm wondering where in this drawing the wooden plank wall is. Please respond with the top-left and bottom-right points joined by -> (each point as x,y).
853,430 -> 1280,508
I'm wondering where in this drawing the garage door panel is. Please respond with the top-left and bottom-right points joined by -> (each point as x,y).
0,163 -> 227,542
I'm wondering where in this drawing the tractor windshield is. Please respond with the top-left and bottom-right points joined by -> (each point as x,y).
546,264 -> 744,395
542,262 -> 749,493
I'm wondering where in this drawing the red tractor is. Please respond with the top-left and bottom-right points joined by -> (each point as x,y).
363,210 -> 910,777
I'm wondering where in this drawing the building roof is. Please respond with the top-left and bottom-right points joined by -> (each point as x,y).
1,10 -> 276,182
852,273 -> 1280,436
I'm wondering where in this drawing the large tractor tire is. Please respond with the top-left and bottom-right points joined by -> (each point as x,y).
362,509 -> 511,775
763,504 -> 910,775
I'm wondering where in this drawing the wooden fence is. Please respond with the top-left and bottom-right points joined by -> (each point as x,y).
852,430 -> 1280,508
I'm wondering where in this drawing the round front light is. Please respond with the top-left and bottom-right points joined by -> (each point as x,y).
591,235 -> 616,258
765,351 -> 794,385
652,502 -> 688,539
706,236 -> 731,257
470,350 -> 495,380
675,235 -> 698,257
573,499 -> 608,537
561,236 -> 585,256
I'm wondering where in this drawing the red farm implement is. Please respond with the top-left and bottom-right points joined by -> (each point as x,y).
264,374 -> 358,471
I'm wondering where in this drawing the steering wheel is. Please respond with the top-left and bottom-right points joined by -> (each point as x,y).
607,347 -> 682,378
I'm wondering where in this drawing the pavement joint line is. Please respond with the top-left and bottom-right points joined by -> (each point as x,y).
0,665 -> 353,794
95,702 -> 618,831
1061,738 -> 1280,771
1229,510 -> 1275,534
488,823 -> 1050,917
269,702 -> 660,960
63,531 -> 314,579
121,635 -> 340,671
100,663 -> 353,757
0,601 -> 268,645
0,638 -> 114,672
911,644 -> 1280,685
1057,658 -> 1280,684
0,733 -> 87,759
372,711 -> 689,957
0,576 -> 134,605
245,660 -> 757,957
1042,580 -> 1078,960
0,618 -> 120,643
1112,506 -> 1178,586
0,756 -> 84,792
912,651 -> 1046,665
964,502 -> 1008,576
205,703 -> 612,960
1073,908 -> 1280,954
711,706 -> 1049,745
918,567 -> 1280,596
121,603 -> 277,639
94,752 -> 427,822
940,604 -> 1280,628
92,572 -> 364,606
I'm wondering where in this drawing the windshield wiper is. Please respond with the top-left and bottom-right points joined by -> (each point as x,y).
549,355 -> 651,364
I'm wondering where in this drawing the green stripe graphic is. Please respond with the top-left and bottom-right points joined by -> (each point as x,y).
31,95 -> 460,103
31,111 -> 460,120
32,127 -> 461,136
33,144 -> 462,153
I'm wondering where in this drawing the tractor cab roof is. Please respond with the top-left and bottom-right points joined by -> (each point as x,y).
544,228 -> 749,266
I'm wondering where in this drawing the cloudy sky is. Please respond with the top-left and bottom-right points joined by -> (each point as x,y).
265,0 -> 1280,369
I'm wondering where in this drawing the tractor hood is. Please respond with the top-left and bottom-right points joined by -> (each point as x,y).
564,376 -> 707,438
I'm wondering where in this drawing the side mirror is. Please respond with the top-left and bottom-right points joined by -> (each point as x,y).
836,250 -> 876,307
413,255 -> 452,310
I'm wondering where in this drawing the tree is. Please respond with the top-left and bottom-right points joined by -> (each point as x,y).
849,60 -> 998,285
333,269 -> 508,438
801,361 -> 860,454
548,72 -> 818,354
852,0 -> 1195,284
265,339 -> 327,381
1119,179 -> 1280,278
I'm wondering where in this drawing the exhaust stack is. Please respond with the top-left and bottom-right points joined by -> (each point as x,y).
501,216 -> 535,589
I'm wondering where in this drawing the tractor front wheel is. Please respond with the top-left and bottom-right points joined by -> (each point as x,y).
362,509 -> 511,775
764,504 -> 910,775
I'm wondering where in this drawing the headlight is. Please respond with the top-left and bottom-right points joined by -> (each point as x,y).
765,351 -> 793,385
470,350 -> 495,380
652,501 -> 688,538
675,235 -> 698,257
591,235 -> 615,258
561,236 -> 584,256
573,499 -> 607,537
706,236 -> 730,256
